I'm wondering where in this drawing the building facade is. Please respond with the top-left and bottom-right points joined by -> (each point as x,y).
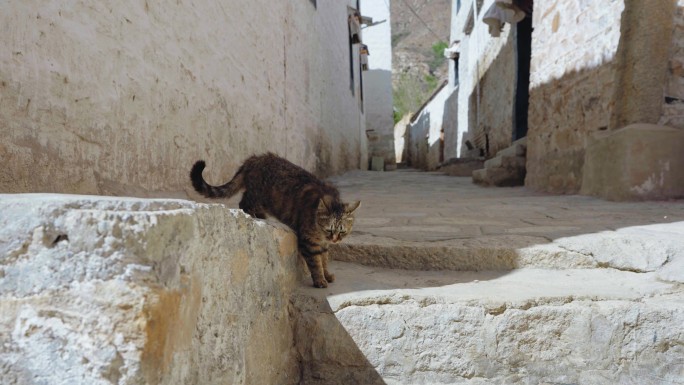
361,0 -> 396,170
441,0 -> 684,200
0,0 -> 368,196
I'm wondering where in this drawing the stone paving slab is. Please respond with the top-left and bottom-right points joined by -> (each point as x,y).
326,170 -> 684,272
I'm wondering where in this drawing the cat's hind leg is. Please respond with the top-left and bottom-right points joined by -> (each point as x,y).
239,193 -> 266,219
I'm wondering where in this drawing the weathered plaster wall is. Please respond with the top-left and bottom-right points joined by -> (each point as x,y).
407,84 -> 449,170
0,0 -> 366,196
362,0 -> 396,168
472,29 -> 516,157
442,87 -> 459,160
444,0 -> 517,160
525,0 -> 625,193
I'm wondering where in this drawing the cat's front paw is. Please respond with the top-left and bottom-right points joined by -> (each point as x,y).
313,278 -> 328,288
324,272 -> 335,283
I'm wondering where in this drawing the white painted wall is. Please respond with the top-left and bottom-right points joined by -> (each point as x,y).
361,0 -> 395,166
0,0 -> 366,195
407,84 -> 449,170
448,0 -> 515,158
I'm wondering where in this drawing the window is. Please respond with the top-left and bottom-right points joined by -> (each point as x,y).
309,0 -> 316,8
453,56 -> 460,86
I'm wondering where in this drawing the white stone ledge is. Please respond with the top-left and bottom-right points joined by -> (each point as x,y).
327,266 -> 684,385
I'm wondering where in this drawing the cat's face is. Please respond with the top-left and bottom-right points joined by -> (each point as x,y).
317,200 -> 360,243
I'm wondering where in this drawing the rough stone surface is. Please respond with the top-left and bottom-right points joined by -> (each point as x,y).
661,0 -> 684,128
0,0 -> 367,195
325,262 -> 684,385
0,194 -> 307,385
581,124 -> 684,201
526,0 -> 625,194
317,170 -> 684,384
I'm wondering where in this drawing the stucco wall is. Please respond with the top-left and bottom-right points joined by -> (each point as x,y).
0,0 -> 366,196
525,0 -> 625,193
406,84 -> 449,170
362,0 -> 395,168
445,0 -> 516,160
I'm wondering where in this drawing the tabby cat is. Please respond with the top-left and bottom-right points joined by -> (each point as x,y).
190,153 -> 360,288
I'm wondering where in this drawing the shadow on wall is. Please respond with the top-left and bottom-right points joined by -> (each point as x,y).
525,60 -> 617,194
463,30 -> 516,160
365,69 -> 397,166
405,111 -> 430,169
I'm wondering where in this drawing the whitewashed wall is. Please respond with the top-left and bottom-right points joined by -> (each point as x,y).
0,0 -> 366,195
361,0 -> 395,168
444,0 -> 515,159
407,84 -> 449,170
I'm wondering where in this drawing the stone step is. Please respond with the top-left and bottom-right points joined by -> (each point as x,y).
483,154 -> 526,169
331,221 -> 684,277
322,261 -> 684,385
438,157 -> 484,176
498,136 -> 528,158
472,165 -> 526,186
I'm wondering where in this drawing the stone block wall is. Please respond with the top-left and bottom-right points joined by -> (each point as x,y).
0,0 -> 366,196
660,0 -> 684,128
525,0 -> 625,193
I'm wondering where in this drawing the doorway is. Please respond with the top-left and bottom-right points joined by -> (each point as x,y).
514,9 -> 533,140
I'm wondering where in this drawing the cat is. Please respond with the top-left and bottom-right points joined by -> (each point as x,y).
190,152 -> 360,288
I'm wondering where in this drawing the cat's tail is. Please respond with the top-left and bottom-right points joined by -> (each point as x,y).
190,160 -> 244,199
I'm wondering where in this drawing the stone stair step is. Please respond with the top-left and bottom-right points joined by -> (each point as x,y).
483,154 -> 526,170
323,261 -> 683,385
332,221 -> 684,276
472,165 -> 525,187
498,137 -> 528,157
438,157 -> 484,176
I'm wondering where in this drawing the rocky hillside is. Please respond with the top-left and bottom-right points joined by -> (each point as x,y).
391,0 -> 452,121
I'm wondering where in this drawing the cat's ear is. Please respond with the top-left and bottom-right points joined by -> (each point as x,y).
345,201 -> 361,214
318,196 -> 333,213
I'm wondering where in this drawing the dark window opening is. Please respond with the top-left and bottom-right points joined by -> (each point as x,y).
514,13 -> 533,140
309,0 -> 317,9
452,56 -> 460,86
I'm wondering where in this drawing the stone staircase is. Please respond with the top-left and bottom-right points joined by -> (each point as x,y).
472,137 -> 527,186
4,175 -> 684,385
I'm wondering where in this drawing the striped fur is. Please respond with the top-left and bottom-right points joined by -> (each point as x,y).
190,153 -> 360,288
